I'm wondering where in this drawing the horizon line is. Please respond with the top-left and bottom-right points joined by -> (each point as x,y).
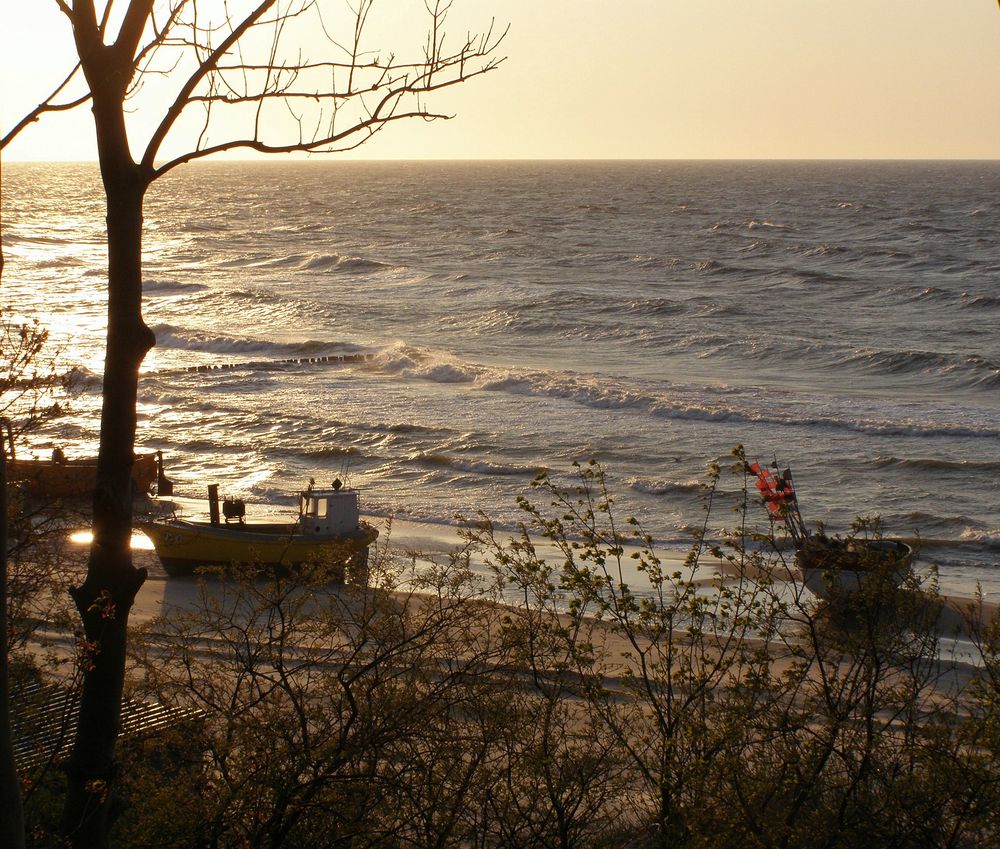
4,156 -> 1000,165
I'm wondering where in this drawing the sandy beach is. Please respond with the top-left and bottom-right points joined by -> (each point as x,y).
122,512 -> 998,653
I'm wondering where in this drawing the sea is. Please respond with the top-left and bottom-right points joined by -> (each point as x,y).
2,160 -> 999,599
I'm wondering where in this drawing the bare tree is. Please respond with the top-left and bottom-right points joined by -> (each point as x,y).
125,556 -> 518,849
33,3 -> 504,845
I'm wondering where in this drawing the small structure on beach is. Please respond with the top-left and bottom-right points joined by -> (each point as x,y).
10,677 -> 201,773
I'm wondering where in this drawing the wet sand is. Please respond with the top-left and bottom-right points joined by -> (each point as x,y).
127,515 -> 998,650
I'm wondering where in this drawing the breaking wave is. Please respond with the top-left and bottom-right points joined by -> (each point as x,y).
367,345 -> 1000,440
151,324 -> 359,360
299,253 -> 392,273
628,478 -> 706,497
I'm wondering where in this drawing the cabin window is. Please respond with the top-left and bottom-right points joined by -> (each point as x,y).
300,495 -> 329,519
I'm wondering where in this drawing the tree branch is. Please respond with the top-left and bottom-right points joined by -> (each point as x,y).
152,107 -> 442,176
1,62 -> 90,150
141,0 -> 281,168
114,0 -> 157,58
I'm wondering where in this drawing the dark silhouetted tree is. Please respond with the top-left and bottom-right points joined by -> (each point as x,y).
32,3 -> 504,845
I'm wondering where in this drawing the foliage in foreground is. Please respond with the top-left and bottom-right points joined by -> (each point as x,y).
11,457 -> 1000,848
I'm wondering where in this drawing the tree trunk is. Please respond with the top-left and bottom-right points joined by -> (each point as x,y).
60,150 -> 154,847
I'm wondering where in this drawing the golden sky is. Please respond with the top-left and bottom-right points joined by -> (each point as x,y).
2,0 -> 999,161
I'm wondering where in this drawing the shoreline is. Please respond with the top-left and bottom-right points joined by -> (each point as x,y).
122,513 -> 998,649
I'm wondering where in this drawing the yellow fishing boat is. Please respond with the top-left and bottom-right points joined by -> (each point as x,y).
138,481 -> 377,583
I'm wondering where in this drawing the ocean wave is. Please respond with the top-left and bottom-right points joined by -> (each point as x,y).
898,523 -> 1000,555
781,267 -> 851,285
270,221 -> 325,235
274,445 -> 368,460
815,419 -> 1000,440
627,478 -> 706,497
842,347 -> 952,375
211,252 -> 273,268
409,451 -> 541,477
377,350 -> 476,384
623,297 -> 684,316
144,278 -> 208,295
68,367 -> 102,391
367,345 -> 1000,440
471,310 -> 674,347
963,293 -> 1000,309
219,251 -> 393,274
685,300 -> 745,318
887,285 -> 997,311
304,418 -> 449,439
220,287 -> 294,308
694,259 -> 733,274
963,358 -> 1000,388
959,528 -> 1000,551
748,220 -> 796,232
914,286 -> 952,301
576,203 -> 621,214
2,233 -> 70,246
175,438 -> 246,453
625,254 -> 671,268
800,243 -> 849,257
136,392 -> 220,412
691,334 -> 820,365
300,253 -> 392,273
839,346 -> 1000,387
441,283 -> 490,300
383,421 -> 445,434
185,220 -> 227,233
151,324 -> 358,360
470,309 -> 518,333
872,456 -> 1000,473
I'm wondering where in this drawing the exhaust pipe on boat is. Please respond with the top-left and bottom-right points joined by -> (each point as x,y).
208,483 -> 220,526
156,450 -> 174,496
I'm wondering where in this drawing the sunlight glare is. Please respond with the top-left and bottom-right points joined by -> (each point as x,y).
69,530 -> 155,551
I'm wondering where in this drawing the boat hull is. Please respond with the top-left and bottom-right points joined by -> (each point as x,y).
797,539 -> 913,599
10,453 -> 160,498
137,518 -> 378,582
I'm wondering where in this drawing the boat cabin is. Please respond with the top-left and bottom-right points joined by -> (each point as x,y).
297,483 -> 361,536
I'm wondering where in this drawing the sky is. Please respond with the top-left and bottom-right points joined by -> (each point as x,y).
2,0 -> 999,161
